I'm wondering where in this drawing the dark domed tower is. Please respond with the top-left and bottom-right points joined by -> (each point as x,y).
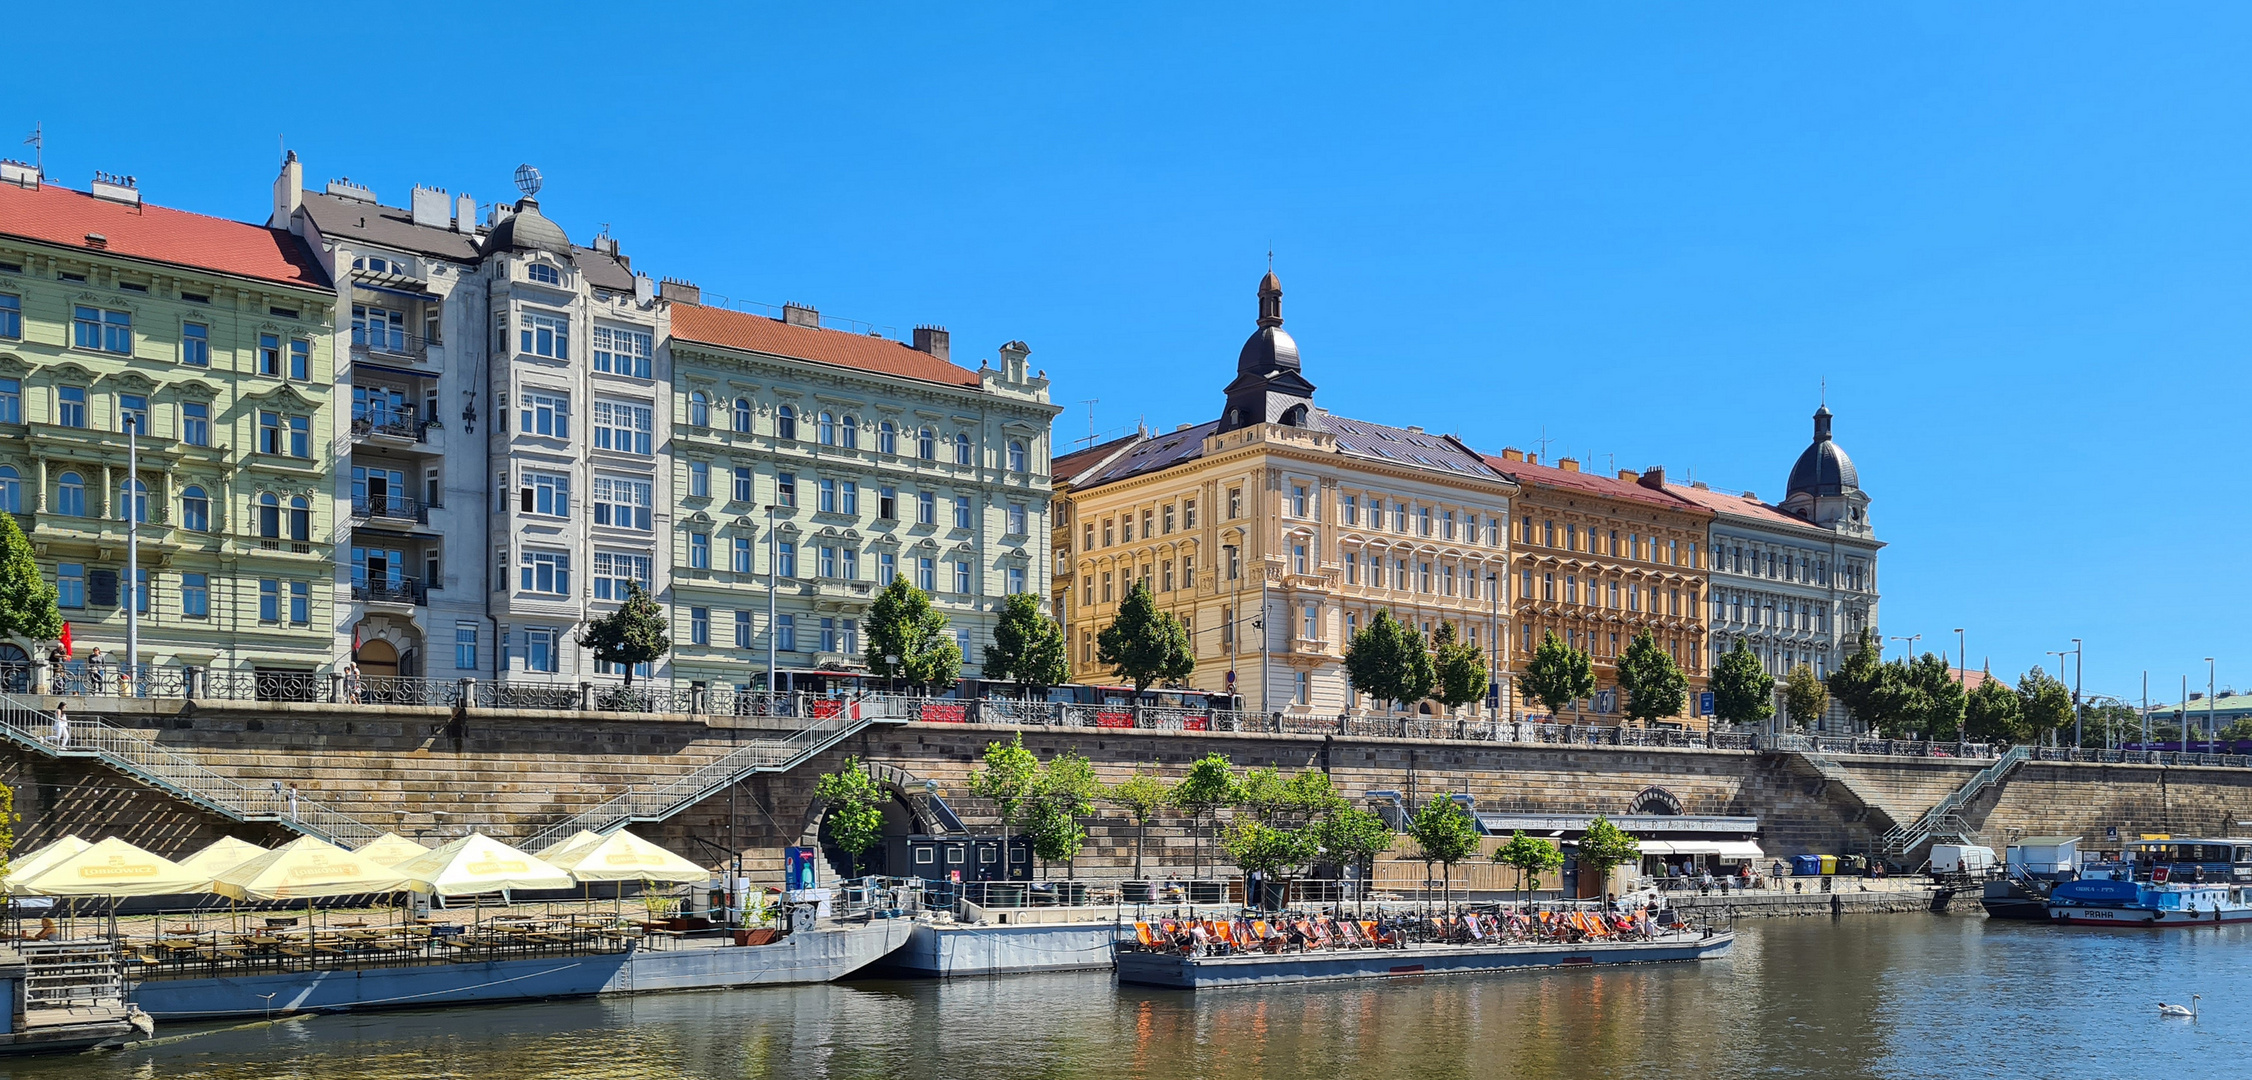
1780,406 -> 1872,537
1218,269 -> 1317,432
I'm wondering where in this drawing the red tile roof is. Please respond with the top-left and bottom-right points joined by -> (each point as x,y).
0,180 -> 327,289
670,303 -> 981,388
1485,456 -> 1712,517
1659,481 -> 1822,531
1949,668 -> 2008,693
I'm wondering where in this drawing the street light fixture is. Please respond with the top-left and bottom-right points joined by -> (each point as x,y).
1953,628 -> 1966,687
2206,657 -> 2217,753
1887,634 -> 1921,661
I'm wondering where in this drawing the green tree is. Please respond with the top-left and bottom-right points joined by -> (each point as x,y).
1429,622 -> 1488,716
1711,639 -> 1775,729
1574,816 -> 1642,898
1311,806 -> 1394,912
1491,830 -> 1564,907
1517,630 -> 1595,719
1027,750 -> 1101,878
575,581 -> 670,687
984,593 -> 1069,693
2017,666 -> 2075,745
1223,818 -> 1317,904
1405,797 -> 1480,908
1278,769 -> 1348,823
1907,653 -> 1967,740
1862,661 -> 1929,739
865,575 -> 963,690
1234,766 -> 1291,823
1096,581 -> 1194,692
1342,609 -> 1434,712
2082,696 -> 2143,748
966,734 -> 1041,862
813,756 -> 886,878
1783,663 -> 1830,730
1169,753 -> 1241,878
0,514 -> 60,645
1105,768 -> 1171,879
1827,630 -> 1888,732
1616,630 -> 1688,726
1963,674 -> 2025,742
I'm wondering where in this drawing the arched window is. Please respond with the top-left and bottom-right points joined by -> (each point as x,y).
56,472 -> 85,517
1006,439 -> 1027,473
839,414 -> 858,449
0,466 -> 18,514
258,493 -> 280,538
289,496 -> 311,542
878,420 -> 897,454
688,391 -> 709,427
1280,404 -> 1308,427
917,427 -> 936,461
818,411 -> 836,446
775,405 -> 797,440
181,485 -> 209,532
734,398 -> 753,433
527,262 -> 561,285
121,478 -> 148,524
952,432 -> 971,465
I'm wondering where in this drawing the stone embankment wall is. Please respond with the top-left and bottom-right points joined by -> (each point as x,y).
11,703 -> 2252,877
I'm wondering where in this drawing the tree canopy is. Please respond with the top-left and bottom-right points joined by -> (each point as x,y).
814,756 -> 885,878
575,581 -> 670,686
865,575 -> 963,689
1406,797 -> 1481,907
1169,753 -> 1241,877
1782,663 -> 1831,730
1491,830 -> 1564,906
2017,666 -> 2075,744
0,514 -> 60,645
1963,675 -> 2025,742
1430,622 -> 1489,716
985,593 -> 1069,692
1575,816 -> 1642,891
1096,581 -> 1194,692
1343,609 -> 1434,711
966,733 -> 1041,843
1711,639 -> 1775,729
1826,631 -> 1888,731
1906,653 -> 1967,740
1105,767 -> 1172,879
1517,630 -> 1595,718
1617,630 -> 1688,725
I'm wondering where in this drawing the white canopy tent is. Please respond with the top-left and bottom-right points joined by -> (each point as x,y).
3,836 -> 92,892
213,836 -> 412,901
548,831 -> 710,885
392,833 -> 572,897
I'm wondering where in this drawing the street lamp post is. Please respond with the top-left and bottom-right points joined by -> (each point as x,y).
2206,657 -> 2217,754
125,414 -> 138,681
1887,634 -> 1921,664
765,504 -> 779,694
2069,638 -> 2083,748
1486,572 -> 1500,722
1954,628 -> 1966,686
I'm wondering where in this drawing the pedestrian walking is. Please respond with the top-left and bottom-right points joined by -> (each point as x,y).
342,661 -> 362,704
85,647 -> 106,694
286,784 -> 300,822
50,701 -> 67,747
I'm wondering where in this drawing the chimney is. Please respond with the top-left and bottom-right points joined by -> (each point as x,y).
454,192 -> 475,234
1558,457 -> 1580,473
592,235 -> 620,256
1499,447 -> 1526,463
1636,465 -> 1666,491
324,177 -> 376,203
783,302 -> 819,328
1692,481 -> 1710,490
1,160 -> 38,189
634,274 -> 656,305
662,278 -> 701,306
410,185 -> 449,229
1618,469 -> 1639,481
90,172 -> 140,206
1406,426 -> 1425,434
1527,453 -> 1539,465
912,325 -> 950,362
270,151 -> 300,223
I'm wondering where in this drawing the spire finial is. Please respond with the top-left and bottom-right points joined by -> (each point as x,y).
1820,376 -> 1827,407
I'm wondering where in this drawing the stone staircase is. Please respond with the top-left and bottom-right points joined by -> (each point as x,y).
1781,746 -> 1909,839
1878,745 -> 2031,862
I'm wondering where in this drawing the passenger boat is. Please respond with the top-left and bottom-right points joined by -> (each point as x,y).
2045,838 -> 2252,927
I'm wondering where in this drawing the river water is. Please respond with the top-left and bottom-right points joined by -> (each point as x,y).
6,913 -> 2246,1080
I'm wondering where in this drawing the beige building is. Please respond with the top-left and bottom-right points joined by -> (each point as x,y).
1053,272 -> 1517,716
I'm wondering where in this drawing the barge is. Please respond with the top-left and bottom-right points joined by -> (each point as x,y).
2046,838 -> 2252,927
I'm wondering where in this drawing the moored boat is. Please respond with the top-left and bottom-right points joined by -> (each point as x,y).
2046,838 -> 2252,927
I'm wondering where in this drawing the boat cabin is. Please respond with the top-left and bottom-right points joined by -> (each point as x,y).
2118,839 -> 2252,883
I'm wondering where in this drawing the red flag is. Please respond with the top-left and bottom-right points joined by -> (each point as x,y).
58,623 -> 72,659
352,623 -> 362,652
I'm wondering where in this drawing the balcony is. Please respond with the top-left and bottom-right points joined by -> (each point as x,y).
351,493 -> 430,524
350,412 -> 432,445
351,576 -> 426,607
350,327 -> 433,364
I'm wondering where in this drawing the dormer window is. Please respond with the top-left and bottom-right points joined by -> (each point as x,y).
527,262 -> 562,285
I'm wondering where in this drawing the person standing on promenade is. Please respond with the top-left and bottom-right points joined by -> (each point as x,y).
50,700 -> 68,747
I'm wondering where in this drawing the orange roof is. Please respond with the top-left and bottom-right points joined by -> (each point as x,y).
1659,481 -> 1821,531
1949,668 -> 2009,693
0,180 -> 327,289
669,303 -> 980,388
1486,455 -> 1712,518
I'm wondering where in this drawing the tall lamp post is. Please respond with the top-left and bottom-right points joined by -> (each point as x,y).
2068,638 -> 2083,748
764,503 -> 779,694
2206,657 -> 2218,753
124,414 -> 139,682
1887,634 -> 1920,661
1953,628 -> 1966,686
1486,572 -> 1500,722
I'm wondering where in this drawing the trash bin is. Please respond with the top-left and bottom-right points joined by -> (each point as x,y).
1819,855 -> 1838,876
1792,854 -> 1822,876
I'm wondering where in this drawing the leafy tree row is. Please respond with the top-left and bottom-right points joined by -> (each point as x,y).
1513,628 -> 1689,725
1341,610 -> 1489,715
1822,630 -> 2077,743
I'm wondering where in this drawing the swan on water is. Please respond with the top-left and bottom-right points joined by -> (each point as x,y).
2157,995 -> 2200,1018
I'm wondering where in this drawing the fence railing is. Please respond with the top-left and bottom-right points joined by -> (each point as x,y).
350,493 -> 426,522
350,576 -> 425,606
349,413 -> 431,443
0,690 -> 379,846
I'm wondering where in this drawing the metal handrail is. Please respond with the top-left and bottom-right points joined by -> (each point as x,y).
1879,744 -> 2031,856
0,690 -> 379,846
350,493 -> 425,521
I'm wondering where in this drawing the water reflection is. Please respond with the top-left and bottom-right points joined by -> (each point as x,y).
4,916 -> 2250,1080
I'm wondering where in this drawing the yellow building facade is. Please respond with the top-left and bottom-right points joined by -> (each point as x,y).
1053,273 -> 1517,716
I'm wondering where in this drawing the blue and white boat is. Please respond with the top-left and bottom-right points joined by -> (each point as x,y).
2046,838 -> 2252,927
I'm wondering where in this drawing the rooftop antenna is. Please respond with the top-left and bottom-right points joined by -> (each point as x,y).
1532,426 -> 1555,461
1820,376 -> 1827,407
23,123 -> 42,178
1077,399 -> 1099,449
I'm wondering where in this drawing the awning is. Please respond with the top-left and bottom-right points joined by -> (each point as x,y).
1636,840 -> 1764,858
353,281 -> 431,300
213,836 -> 411,901
1639,841 -> 1679,856
393,833 -> 572,896
1716,841 -> 1766,859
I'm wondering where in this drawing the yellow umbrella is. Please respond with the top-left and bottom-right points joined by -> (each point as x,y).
354,832 -> 432,868
550,831 -> 711,885
4,836 -> 92,892
393,833 -> 571,897
19,837 -> 209,896
173,837 -> 267,882
535,830 -> 607,863
213,836 -> 411,901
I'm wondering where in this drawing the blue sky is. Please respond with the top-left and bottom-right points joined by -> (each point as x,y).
8,4 -> 2245,702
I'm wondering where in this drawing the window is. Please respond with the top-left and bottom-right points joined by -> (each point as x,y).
841,481 -> 858,515
953,432 -> 971,465
917,557 -> 936,591
1162,504 -> 1177,534
1302,603 -> 1318,640
592,551 -> 652,600
719,466 -> 748,504
1345,552 -> 1359,584
593,400 -> 653,454
528,262 -> 562,285
879,487 -> 897,519
777,614 -> 797,652
1394,503 -> 1409,532
953,496 -> 972,529
775,404 -> 796,439
1293,543 -> 1308,574
1121,515 -> 1133,543
518,391 -> 568,438
1444,510 -> 1457,540
0,466 -> 16,513
776,541 -> 796,578
289,339 -> 310,380
1224,545 -> 1240,581
1342,494 -> 1358,525
182,573 -> 209,618
879,552 -> 897,584
1007,439 -> 1027,473
593,324 -> 652,378
917,491 -> 935,525
1292,485 -> 1308,517
1295,671 -> 1310,705
689,532 -> 710,569
819,546 -> 837,578
776,472 -> 796,507
1419,507 -> 1433,536
174,320 -> 211,368
525,628 -> 558,673
818,411 -> 836,446
180,401 -> 210,447
729,536 -> 753,574
290,581 -> 310,624
259,579 -> 280,622
842,547 -> 858,579
1007,503 -> 1027,535
57,386 -> 87,428
523,471 -> 570,517
56,563 -> 84,608
878,421 -> 897,454
75,306 -> 131,354
258,493 -> 280,538
690,607 -> 710,646
56,472 -> 85,516
954,560 -> 972,594
1007,565 -> 1027,594
689,461 -> 709,497
519,310 -> 570,358
455,623 -> 479,669
818,478 -> 837,513
916,428 -> 936,461
1228,488 -> 1242,518
519,549 -> 572,595
839,415 -> 859,449
1184,499 -> 1197,528
687,391 -> 709,426
735,610 -> 753,648
0,294 -> 16,339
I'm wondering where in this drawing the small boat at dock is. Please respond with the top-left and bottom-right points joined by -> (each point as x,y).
2046,838 -> 2252,927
